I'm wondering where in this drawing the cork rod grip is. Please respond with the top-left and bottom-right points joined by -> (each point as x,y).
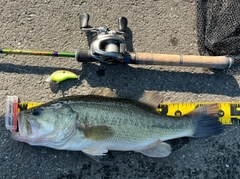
129,52 -> 234,69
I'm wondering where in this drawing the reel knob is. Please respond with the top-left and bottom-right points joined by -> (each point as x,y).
118,17 -> 128,33
80,13 -> 90,29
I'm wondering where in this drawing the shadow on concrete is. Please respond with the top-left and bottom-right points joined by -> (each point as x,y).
1,61 -> 240,97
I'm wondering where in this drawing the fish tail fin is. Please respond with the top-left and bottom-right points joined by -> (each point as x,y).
188,104 -> 224,138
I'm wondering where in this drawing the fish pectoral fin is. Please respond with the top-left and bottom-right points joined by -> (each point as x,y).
82,146 -> 108,162
80,125 -> 115,141
136,141 -> 171,158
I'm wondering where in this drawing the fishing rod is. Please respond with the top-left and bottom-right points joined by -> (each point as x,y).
0,13 -> 234,69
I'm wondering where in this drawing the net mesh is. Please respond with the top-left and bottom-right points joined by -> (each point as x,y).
197,0 -> 240,59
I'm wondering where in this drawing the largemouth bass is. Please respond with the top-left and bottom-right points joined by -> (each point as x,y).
12,94 -> 223,161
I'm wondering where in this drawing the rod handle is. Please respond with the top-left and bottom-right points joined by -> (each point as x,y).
126,52 -> 234,69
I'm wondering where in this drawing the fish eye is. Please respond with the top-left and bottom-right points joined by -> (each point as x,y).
32,108 -> 42,116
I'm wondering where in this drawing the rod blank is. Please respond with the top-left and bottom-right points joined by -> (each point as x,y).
0,49 -> 75,58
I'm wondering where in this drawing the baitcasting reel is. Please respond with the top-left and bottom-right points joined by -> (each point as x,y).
79,13 -> 128,64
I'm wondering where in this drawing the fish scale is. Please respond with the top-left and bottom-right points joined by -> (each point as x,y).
70,100 -> 193,143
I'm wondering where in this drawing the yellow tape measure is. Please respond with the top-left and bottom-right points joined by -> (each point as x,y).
18,102 -> 43,112
17,101 -> 240,125
156,102 -> 240,125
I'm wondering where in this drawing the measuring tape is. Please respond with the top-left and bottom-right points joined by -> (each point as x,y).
17,101 -> 240,125
156,102 -> 240,125
5,96 -> 240,133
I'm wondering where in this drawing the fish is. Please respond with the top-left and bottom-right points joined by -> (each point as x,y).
12,92 -> 223,161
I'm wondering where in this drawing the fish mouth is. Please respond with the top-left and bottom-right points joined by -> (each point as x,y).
12,112 -> 77,147
12,112 -> 40,142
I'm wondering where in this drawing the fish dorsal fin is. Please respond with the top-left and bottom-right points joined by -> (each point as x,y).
91,87 -> 118,98
187,104 -> 219,117
138,91 -> 163,109
91,88 -> 163,111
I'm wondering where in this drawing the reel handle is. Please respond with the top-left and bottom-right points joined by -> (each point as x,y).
118,17 -> 128,33
80,13 -> 90,28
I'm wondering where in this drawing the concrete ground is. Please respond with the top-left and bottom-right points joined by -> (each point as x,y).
0,0 -> 240,178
